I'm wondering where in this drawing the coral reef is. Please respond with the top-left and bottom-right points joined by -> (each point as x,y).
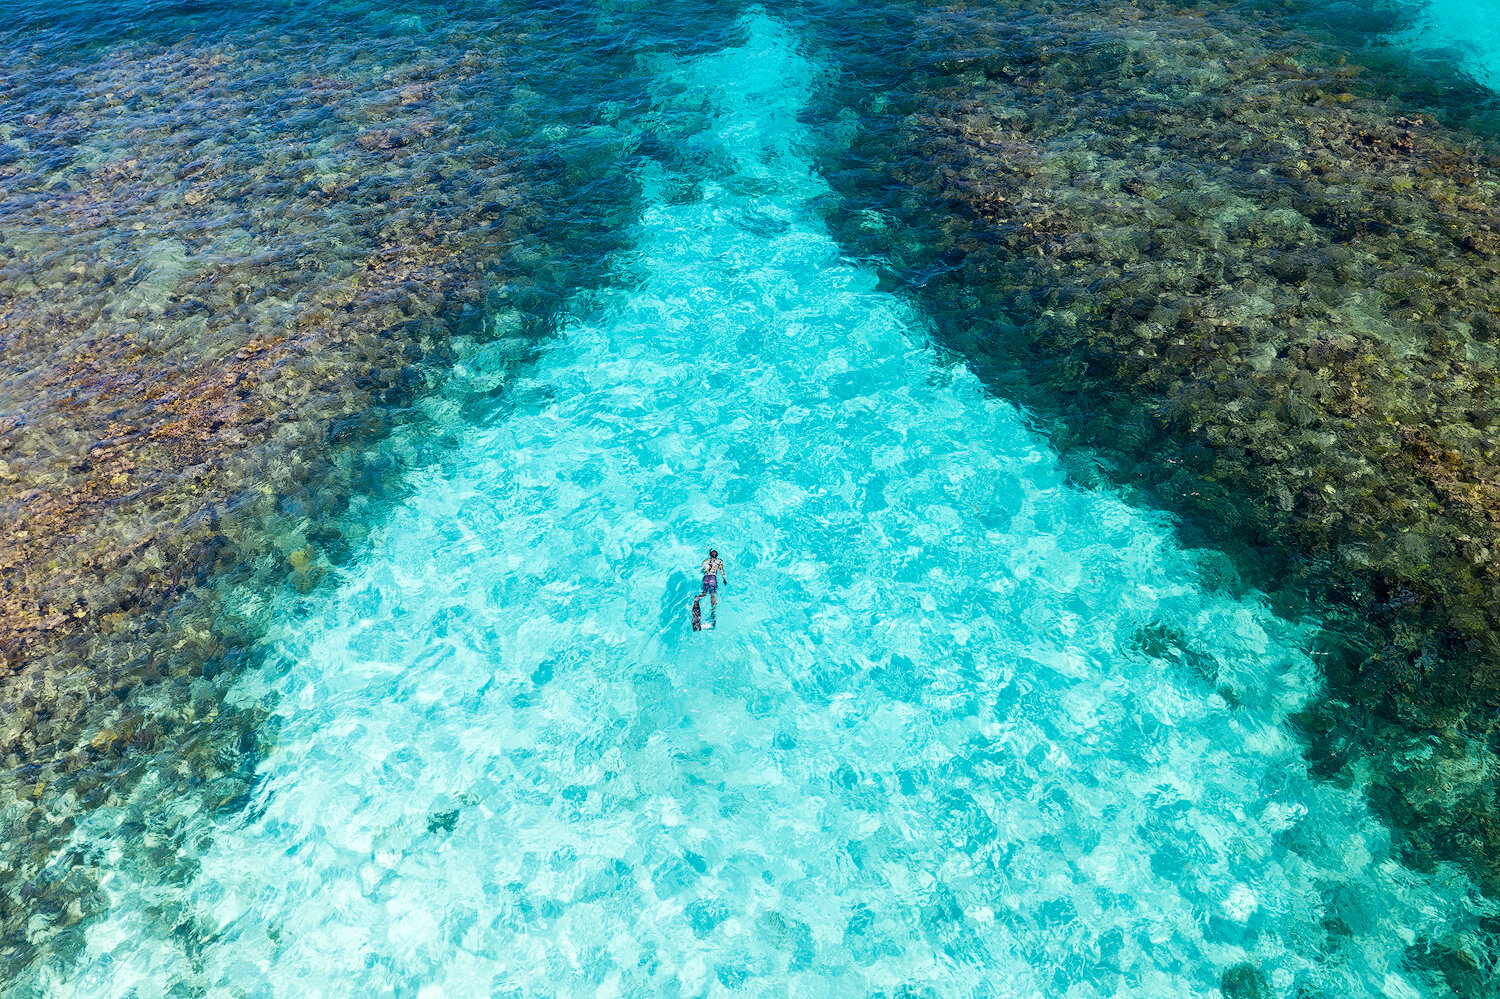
0,4 -> 639,976
814,0 -> 1500,976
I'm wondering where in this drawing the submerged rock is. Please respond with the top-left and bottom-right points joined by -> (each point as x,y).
1220,963 -> 1268,999
816,0 -> 1500,953
0,2 -> 640,979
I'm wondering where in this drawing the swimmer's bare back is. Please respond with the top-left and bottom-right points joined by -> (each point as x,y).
700,549 -> 727,608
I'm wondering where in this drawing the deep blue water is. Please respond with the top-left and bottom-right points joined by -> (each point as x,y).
5,1 -> 1500,997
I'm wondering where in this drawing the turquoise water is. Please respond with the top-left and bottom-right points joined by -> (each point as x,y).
26,13 -> 1491,998
1389,0 -> 1500,89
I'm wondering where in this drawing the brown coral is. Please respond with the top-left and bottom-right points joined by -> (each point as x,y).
0,5 -> 639,979
819,0 -> 1500,936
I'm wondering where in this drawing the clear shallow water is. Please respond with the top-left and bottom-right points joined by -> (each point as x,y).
29,11 -> 1492,999
1384,0 -> 1500,89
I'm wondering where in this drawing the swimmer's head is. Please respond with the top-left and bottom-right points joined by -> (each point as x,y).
709,549 -> 718,558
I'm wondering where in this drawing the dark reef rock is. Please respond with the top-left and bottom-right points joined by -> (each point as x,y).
818,0 -> 1500,948
1220,962 -> 1269,999
0,7 -> 637,978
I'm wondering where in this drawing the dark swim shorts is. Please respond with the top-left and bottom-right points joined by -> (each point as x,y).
702,573 -> 718,593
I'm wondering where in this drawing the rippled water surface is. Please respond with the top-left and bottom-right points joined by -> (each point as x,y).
16,8 -> 1493,997
1389,0 -> 1500,88
7,1 -> 1500,997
